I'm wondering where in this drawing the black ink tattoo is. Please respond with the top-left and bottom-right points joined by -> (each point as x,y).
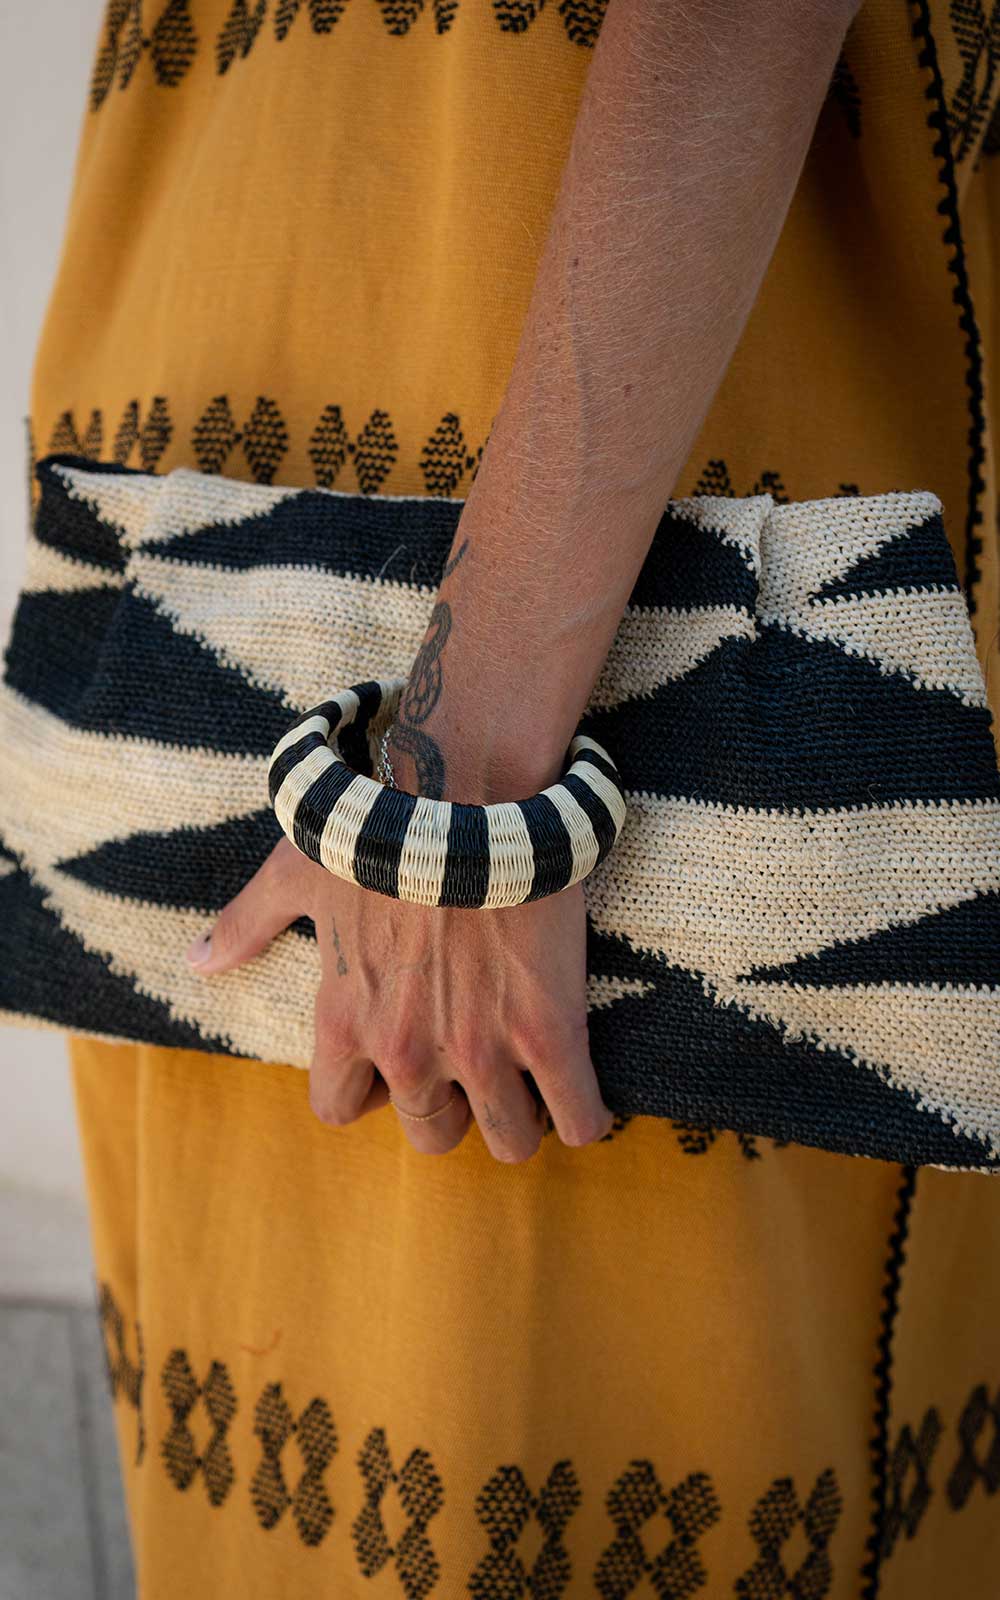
483,1101 -> 513,1136
389,537 -> 471,800
330,916 -> 348,977
400,600 -> 451,725
442,537 -> 470,580
388,719 -> 446,799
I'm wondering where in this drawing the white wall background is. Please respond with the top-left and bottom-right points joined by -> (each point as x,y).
1,0 -> 107,1226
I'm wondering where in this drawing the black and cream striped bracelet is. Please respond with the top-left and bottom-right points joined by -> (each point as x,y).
268,679 -> 627,908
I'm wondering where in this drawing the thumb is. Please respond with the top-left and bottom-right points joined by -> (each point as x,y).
186,845 -> 304,975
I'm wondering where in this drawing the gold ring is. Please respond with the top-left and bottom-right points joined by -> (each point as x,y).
390,1084 -> 457,1123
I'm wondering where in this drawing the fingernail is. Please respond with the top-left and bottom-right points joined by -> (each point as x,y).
186,932 -> 212,967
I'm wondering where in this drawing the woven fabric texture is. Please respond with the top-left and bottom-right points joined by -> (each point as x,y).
2,452 -> 998,1171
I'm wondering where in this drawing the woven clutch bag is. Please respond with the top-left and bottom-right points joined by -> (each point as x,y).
3,453 -> 999,1171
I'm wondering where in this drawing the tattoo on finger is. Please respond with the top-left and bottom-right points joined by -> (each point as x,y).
483,1101 -> 514,1135
330,916 -> 348,977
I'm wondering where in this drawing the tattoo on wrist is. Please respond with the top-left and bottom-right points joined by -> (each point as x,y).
389,537 -> 470,800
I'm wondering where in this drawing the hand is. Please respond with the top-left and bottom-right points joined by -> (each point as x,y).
186,837 -> 615,1162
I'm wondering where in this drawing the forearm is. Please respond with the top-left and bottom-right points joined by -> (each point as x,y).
388,0 -> 859,804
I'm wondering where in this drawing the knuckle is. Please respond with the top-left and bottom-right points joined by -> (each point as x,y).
512,1011 -> 584,1064
509,1017 -> 549,1061
384,1049 -> 431,1097
552,1013 -> 592,1055
443,1027 -> 479,1067
313,1004 -> 356,1057
459,1055 -> 499,1095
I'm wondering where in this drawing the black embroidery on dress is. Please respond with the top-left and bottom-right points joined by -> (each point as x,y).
160,1349 -> 238,1506
307,402 -> 352,488
309,405 -> 400,494
113,396 -> 173,470
830,52 -> 862,138
593,1463 -> 720,1598
353,1426 -> 444,1597
85,0 -> 611,105
691,464 -> 879,508
860,1164 -> 917,1599
36,400 -> 452,499
43,399 -> 172,477
735,1470 -> 842,1598
91,0 -> 198,110
946,1385 -> 1000,1509
33,408 -> 872,513
911,0 -> 988,617
672,1123 -> 790,1161
984,89 -> 1000,150
370,0 -> 420,34
275,0 -> 348,38
880,1408 -> 943,1560
469,1461 -> 581,1597
80,1274 -> 1000,1585
690,459 -> 790,504
217,0 -> 267,73
947,2 -> 1000,163
542,1109 -> 779,1158
420,413 -> 484,497
48,408 -> 104,462
375,0 -> 458,36
192,394 -> 290,483
349,409 -> 402,494
97,1281 -> 146,1465
251,1382 -> 338,1544
557,0 -> 607,48
537,1108 -> 638,1145
492,0 -> 607,44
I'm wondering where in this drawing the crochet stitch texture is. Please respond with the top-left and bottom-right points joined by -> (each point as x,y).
2,455 -> 998,1170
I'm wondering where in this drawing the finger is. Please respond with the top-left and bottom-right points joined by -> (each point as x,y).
390,1081 -> 474,1155
310,1054 -> 391,1126
309,991 -> 390,1125
382,1056 -> 473,1155
458,1059 -> 546,1164
521,1024 -> 614,1148
186,841 -> 304,975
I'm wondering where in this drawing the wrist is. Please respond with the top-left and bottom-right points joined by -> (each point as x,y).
383,707 -> 570,805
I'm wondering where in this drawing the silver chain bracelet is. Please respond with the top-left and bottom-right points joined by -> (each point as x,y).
376,724 -> 396,788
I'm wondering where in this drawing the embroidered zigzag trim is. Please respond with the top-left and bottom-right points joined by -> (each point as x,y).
861,1164 -> 918,1599
911,0 -> 990,621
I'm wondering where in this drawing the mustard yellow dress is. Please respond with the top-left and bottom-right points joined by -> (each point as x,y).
29,0 -> 1000,1593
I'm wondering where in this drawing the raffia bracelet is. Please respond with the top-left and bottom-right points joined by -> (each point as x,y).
267,678 -> 627,908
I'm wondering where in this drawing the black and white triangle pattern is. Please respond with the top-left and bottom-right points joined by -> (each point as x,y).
2,454 -> 999,1170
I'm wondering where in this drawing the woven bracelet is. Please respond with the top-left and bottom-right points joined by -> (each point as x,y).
267,678 -> 627,908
